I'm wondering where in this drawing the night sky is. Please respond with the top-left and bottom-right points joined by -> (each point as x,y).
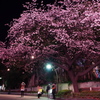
0,0 -> 54,42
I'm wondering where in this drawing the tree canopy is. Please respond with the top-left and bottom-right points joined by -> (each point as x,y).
0,0 -> 100,92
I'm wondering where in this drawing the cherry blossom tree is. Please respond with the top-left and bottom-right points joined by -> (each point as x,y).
3,0 -> 100,92
0,41 -> 7,61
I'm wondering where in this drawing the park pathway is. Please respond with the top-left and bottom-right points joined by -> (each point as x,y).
0,93 -> 95,100
56,98 -> 95,100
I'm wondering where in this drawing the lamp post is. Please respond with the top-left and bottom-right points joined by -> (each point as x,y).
0,77 -> 2,85
7,68 -> 10,94
30,55 -> 35,91
0,77 -> 2,91
46,64 -> 59,92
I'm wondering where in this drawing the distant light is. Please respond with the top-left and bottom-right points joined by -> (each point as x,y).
31,56 -> 34,59
22,72 -> 25,74
0,86 -> 1,90
92,62 -> 95,65
7,68 -> 10,71
0,77 -> 2,79
46,64 -> 52,69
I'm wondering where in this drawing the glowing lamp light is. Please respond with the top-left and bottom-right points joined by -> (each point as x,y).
46,64 -> 52,70
0,77 -> 2,79
7,68 -> 10,71
31,56 -> 34,59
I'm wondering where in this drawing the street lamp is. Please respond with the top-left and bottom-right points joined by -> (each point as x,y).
0,77 -> 2,91
30,55 -> 35,91
46,63 -> 59,92
7,68 -> 11,94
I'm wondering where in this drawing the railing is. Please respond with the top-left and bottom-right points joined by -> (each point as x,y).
80,87 -> 100,91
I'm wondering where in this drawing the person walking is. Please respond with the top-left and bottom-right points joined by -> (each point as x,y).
46,84 -> 50,97
52,84 -> 56,99
37,85 -> 43,98
20,82 -> 26,97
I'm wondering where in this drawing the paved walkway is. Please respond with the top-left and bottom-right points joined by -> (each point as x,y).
0,94 -> 53,100
0,94 -> 96,100
56,98 -> 95,100
0,92 -> 95,100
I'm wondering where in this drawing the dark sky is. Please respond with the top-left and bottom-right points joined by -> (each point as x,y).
0,0 -> 54,42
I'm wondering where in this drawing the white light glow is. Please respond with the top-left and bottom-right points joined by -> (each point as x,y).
46,64 -> 52,69
31,56 -> 34,59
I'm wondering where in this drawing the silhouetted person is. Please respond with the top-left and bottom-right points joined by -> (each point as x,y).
46,84 -> 50,97
20,82 -> 25,97
52,84 -> 56,99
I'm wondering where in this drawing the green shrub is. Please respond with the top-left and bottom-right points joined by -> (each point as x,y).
57,90 -> 72,97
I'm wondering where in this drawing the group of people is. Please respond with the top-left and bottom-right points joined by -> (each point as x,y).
37,83 -> 56,99
20,82 -> 56,99
46,84 -> 56,99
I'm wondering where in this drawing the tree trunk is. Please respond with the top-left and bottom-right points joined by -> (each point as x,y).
28,74 -> 35,88
72,78 -> 79,93
68,71 -> 79,93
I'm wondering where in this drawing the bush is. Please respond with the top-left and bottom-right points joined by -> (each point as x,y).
57,90 -> 72,97
74,91 -> 100,99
